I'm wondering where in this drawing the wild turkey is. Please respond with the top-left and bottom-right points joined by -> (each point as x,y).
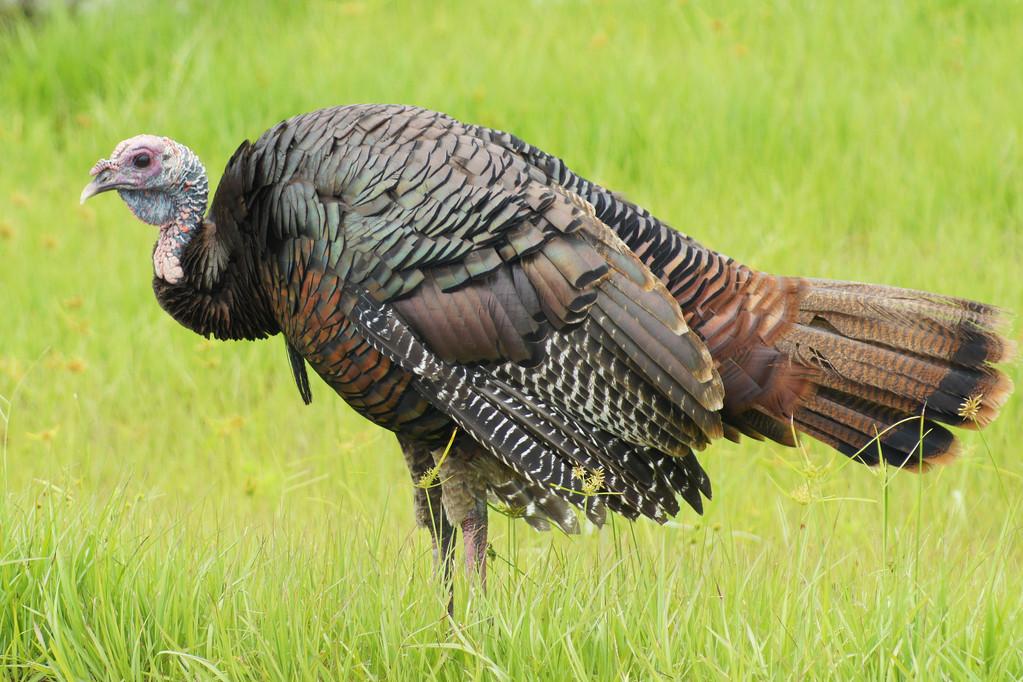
82,104 -> 1014,586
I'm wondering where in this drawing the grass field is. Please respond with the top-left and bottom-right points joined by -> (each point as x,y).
1,0 -> 1021,679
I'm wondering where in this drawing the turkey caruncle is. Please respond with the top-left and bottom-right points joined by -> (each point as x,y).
82,104 -> 1014,589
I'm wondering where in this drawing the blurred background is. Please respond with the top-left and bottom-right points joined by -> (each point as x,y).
0,1 -> 1020,679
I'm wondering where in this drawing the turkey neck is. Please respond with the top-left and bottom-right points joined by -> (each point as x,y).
145,145 -> 209,285
150,151 -> 278,342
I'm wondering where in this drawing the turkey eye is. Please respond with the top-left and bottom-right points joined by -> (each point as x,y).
133,154 -> 151,169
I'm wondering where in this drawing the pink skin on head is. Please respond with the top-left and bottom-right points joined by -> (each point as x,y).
88,135 -> 170,186
84,135 -> 204,285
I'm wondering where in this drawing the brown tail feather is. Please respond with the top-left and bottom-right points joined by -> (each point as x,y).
682,265 -> 1014,468
756,279 -> 1010,465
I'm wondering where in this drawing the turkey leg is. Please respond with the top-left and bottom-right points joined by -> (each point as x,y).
398,436 -> 456,614
461,499 -> 489,587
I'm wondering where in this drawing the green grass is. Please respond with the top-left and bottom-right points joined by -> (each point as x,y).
1,0 -> 1021,679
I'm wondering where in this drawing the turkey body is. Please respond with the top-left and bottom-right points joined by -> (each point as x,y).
153,104 -> 1012,541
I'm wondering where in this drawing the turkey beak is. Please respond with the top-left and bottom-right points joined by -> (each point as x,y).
80,166 -> 117,204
